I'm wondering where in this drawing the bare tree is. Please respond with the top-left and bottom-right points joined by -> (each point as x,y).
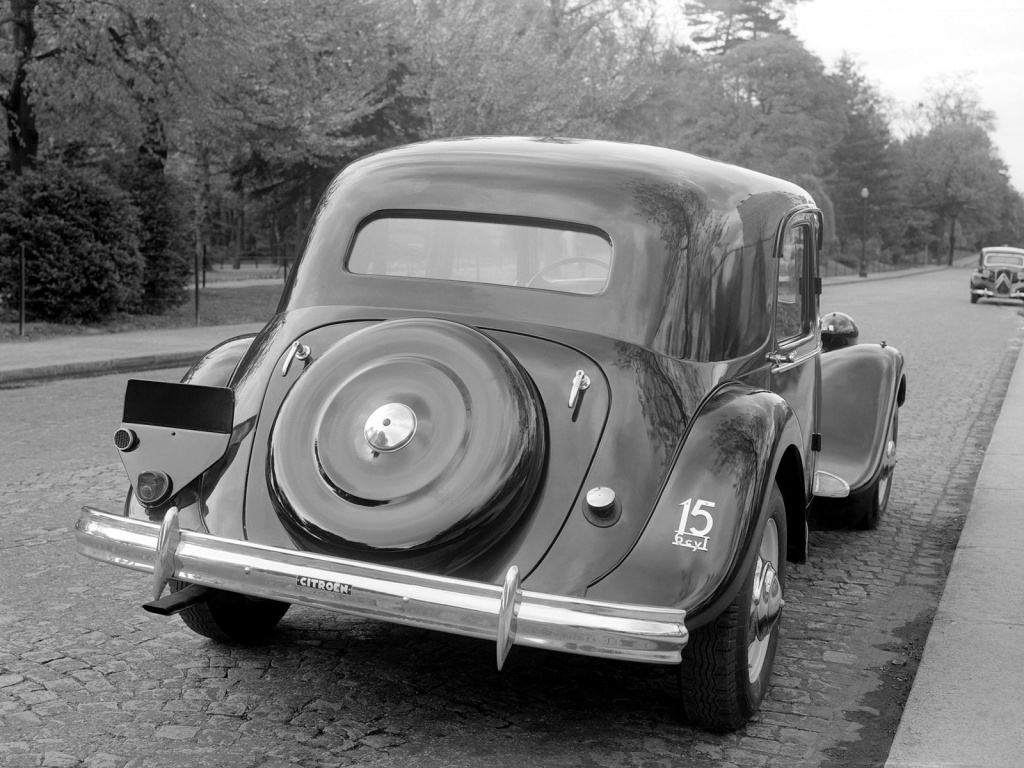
2,0 -> 40,174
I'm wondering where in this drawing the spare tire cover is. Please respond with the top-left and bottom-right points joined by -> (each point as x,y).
269,318 -> 545,560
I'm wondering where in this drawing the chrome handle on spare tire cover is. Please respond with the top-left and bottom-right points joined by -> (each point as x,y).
281,341 -> 311,376
568,369 -> 590,408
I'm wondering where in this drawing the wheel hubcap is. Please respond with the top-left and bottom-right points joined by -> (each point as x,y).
748,518 -> 783,683
363,403 -> 417,453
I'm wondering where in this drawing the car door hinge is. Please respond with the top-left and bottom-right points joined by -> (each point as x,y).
812,433 -> 822,452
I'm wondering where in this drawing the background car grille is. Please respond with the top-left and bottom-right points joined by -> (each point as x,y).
996,269 -> 1013,294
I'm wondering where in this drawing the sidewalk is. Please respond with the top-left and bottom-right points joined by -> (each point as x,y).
0,323 -> 265,385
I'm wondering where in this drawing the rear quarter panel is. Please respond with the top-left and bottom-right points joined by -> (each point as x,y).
585,384 -> 803,628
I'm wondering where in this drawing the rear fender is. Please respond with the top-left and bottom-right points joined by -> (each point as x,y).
815,343 -> 905,504
181,334 -> 257,387
586,384 -> 803,628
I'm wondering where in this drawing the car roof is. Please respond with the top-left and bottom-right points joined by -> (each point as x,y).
284,138 -> 818,362
341,137 -> 811,220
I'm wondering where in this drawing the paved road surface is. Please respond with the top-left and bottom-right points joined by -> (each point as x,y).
1,265 -> 1021,767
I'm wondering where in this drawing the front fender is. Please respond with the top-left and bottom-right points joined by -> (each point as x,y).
586,384 -> 802,628
814,343 -> 905,512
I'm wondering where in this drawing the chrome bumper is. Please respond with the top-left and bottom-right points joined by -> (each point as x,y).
75,506 -> 688,668
972,287 -> 1024,298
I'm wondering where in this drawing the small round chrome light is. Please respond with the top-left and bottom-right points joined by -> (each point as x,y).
113,428 -> 138,452
364,403 -> 417,453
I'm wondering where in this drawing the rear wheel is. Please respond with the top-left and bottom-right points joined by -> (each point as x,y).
970,293 -> 979,304
679,484 -> 787,731
171,579 -> 289,643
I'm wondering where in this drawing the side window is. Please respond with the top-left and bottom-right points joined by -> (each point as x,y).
776,224 -> 809,341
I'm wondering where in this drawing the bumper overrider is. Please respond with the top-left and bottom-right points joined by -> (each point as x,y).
75,506 -> 688,669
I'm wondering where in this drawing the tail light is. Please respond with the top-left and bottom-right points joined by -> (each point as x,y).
136,471 -> 172,506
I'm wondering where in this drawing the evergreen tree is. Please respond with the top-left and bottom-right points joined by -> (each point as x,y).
825,56 -> 897,256
683,0 -> 804,54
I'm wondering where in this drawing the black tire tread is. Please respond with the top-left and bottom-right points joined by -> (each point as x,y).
679,599 -> 749,731
678,484 -> 786,731
171,579 -> 289,643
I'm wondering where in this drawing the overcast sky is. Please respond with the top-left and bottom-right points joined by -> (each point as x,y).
789,0 -> 1024,191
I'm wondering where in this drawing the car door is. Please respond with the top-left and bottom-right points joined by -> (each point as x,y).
769,211 -> 821,501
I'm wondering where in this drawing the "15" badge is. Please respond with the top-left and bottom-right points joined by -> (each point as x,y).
673,498 -> 715,552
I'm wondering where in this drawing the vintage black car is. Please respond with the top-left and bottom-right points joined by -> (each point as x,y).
76,138 -> 905,731
970,246 -> 1024,303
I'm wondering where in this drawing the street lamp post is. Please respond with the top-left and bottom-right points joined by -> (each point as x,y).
859,187 -> 869,278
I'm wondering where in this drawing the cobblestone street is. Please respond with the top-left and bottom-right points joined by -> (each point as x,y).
1,266 -> 1021,767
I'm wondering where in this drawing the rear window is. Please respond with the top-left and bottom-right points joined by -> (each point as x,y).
347,215 -> 612,295
984,251 -> 1024,268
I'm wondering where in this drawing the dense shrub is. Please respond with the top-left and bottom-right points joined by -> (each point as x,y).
0,165 -> 145,323
120,164 -> 193,314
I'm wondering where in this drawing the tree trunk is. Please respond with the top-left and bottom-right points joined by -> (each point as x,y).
233,183 -> 245,269
948,215 -> 957,266
137,96 -> 168,173
194,146 -> 211,277
4,0 -> 40,175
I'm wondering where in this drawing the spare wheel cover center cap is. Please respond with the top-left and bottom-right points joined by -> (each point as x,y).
364,403 -> 417,452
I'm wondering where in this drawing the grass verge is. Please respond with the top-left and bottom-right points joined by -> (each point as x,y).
1,283 -> 283,343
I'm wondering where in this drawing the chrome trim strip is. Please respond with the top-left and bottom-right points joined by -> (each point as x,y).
76,507 -> 688,666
